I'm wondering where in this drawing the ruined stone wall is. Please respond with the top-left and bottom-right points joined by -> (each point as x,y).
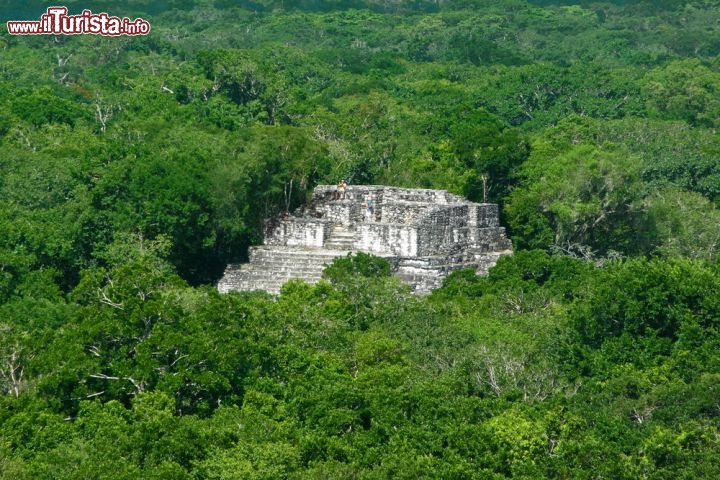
312,185 -> 464,211
381,202 -> 435,224
264,219 -> 329,248
319,202 -> 357,225
416,205 -> 469,256
471,227 -> 513,252
392,189 -> 447,203
467,203 -> 500,228
267,185 -> 508,253
355,223 -> 418,256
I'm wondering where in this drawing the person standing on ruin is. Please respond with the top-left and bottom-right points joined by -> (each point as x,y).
337,179 -> 347,200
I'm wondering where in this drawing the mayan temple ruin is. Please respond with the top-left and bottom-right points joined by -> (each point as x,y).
217,185 -> 513,295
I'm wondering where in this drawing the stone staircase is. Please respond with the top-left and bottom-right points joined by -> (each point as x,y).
217,246 -> 353,295
324,225 -> 355,250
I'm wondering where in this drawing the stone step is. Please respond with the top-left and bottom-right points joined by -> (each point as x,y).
250,253 -> 339,263
241,262 -> 330,272
228,273 -> 323,285
325,241 -> 354,249
221,247 -> 343,294
223,272 -> 325,294
326,236 -> 354,242
236,264 -> 327,276
233,277 -> 319,288
325,225 -> 356,250
243,267 -> 332,279
235,273 -> 324,283
248,254 -> 344,268
250,246 -> 351,259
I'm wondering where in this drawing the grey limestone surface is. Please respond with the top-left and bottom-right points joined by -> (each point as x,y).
217,184 -> 513,295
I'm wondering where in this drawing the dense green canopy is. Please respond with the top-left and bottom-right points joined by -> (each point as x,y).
2,1 -> 720,478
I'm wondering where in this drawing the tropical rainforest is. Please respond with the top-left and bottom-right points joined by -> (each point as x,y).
2,0 -> 720,478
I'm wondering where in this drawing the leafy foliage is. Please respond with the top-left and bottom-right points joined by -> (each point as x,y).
2,0 -> 720,477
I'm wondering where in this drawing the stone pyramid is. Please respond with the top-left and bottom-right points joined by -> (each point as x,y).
218,185 -> 512,294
